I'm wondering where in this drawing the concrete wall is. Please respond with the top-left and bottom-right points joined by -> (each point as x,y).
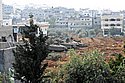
0,26 -> 13,39
0,47 -> 15,72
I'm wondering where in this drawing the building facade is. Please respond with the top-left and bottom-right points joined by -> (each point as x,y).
101,13 -> 123,36
0,0 -> 2,27
2,4 -> 13,19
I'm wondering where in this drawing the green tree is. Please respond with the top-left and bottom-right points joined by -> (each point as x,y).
13,15 -> 49,83
57,50 -> 112,83
109,53 -> 125,82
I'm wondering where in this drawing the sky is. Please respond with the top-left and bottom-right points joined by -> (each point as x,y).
2,0 -> 125,11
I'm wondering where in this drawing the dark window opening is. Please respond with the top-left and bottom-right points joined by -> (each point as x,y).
117,24 -> 121,26
110,19 -> 115,21
105,19 -> 108,21
110,24 -> 115,26
117,19 -> 120,21
105,24 -> 108,26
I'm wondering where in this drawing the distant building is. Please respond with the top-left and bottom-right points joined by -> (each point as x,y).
12,21 -> 49,42
2,4 -> 13,19
3,19 -> 12,26
55,20 -> 68,28
93,16 -> 101,28
0,26 -> 13,42
0,0 -> 2,27
36,22 -> 49,36
101,13 -> 124,36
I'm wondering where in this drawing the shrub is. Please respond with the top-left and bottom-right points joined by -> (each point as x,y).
57,50 -> 112,83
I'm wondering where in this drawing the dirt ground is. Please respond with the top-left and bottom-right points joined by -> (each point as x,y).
46,37 -> 125,69
77,37 -> 125,56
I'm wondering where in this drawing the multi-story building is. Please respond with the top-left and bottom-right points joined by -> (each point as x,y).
2,4 -> 13,19
93,16 -> 101,28
0,0 -> 2,27
55,20 -> 68,28
12,21 -> 49,42
101,13 -> 124,36
54,16 -> 93,29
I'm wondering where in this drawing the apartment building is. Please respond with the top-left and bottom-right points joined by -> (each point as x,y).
101,13 -> 123,36
0,0 -> 2,27
2,4 -> 13,19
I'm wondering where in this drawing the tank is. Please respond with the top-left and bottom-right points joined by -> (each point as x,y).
48,44 -> 67,52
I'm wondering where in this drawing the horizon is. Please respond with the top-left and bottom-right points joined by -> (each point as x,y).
2,0 -> 125,11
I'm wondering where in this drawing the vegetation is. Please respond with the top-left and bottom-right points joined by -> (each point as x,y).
47,53 -> 62,61
47,50 -> 125,83
13,15 -> 49,83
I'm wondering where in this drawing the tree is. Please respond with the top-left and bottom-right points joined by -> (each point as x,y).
57,50 -> 112,83
108,53 -> 125,82
13,15 -> 49,83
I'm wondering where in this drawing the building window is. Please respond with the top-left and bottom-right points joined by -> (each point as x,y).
105,19 -> 108,21
117,24 -> 121,26
6,23 -> 8,25
117,19 -> 120,21
105,24 -> 108,26
110,19 -> 115,21
110,24 -> 115,26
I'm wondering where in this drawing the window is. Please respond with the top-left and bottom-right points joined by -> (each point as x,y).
6,23 -> 8,25
105,19 -> 108,21
110,19 -> 115,21
110,24 -> 115,26
117,24 -> 121,26
105,24 -> 108,26
117,19 -> 120,21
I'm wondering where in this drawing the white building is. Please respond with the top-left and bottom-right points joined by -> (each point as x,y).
36,22 -> 49,36
101,13 -> 124,36
2,19 -> 12,26
2,4 -> 13,19
0,0 -> 2,26
13,21 -> 49,42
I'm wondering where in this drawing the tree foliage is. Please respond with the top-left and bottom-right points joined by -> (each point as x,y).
55,50 -> 125,83
13,15 -> 49,83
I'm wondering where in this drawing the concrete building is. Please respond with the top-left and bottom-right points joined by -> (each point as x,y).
2,4 -> 13,19
0,26 -> 13,42
12,21 -> 49,42
36,22 -> 50,36
0,0 -> 2,26
93,16 -> 101,28
55,20 -> 68,28
101,13 -> 124,36
2,19 -> 12,26
54,16 -> 93,29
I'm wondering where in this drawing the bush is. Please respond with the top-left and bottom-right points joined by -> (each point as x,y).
56,50 -> 111,83
47,53 -> 62,61
48,50 -> 125,83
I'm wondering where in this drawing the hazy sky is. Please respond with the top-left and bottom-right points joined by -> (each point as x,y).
3,0 -> 125,11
